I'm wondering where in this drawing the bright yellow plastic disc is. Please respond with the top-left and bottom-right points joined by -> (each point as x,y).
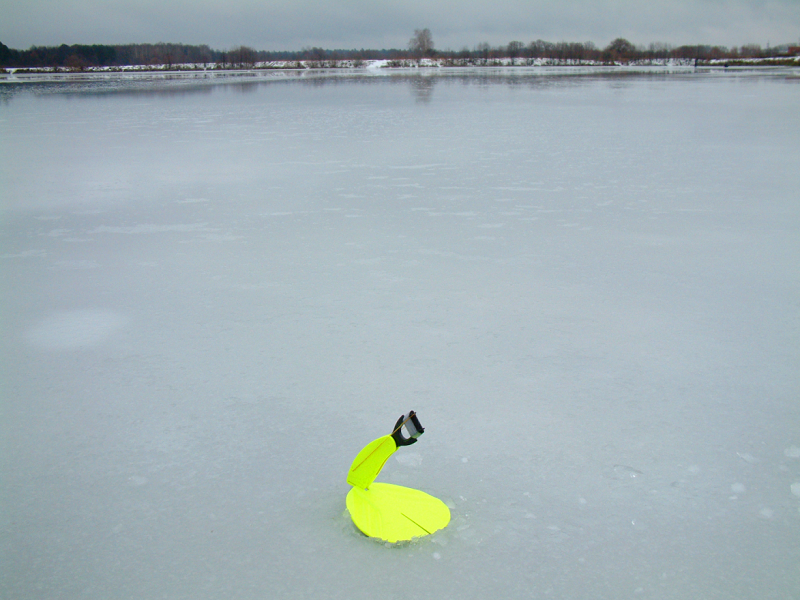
346,483 -> 451,543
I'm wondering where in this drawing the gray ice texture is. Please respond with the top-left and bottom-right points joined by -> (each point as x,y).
1,67 -> 799,599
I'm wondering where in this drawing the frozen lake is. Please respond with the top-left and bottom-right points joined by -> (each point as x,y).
2,68 -> 799,598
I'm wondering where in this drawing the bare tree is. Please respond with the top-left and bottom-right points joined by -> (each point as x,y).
604,38 -> 636,62
409,28 -> 434,62
476,42 -> 491,64
740,44 -> 763,58
231,46 -> 257,69
507,41 -> 524,65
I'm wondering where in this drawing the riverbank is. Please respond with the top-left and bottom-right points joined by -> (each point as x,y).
3,54 -> 798,75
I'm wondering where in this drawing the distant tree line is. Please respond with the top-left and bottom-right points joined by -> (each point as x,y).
1,38 -> 795,69
453,38 -> 796,64
0,41 -> 411,69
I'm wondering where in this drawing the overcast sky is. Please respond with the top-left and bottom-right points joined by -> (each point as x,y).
3,0 -> 799,51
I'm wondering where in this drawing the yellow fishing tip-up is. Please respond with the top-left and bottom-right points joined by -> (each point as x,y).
345,411 -> 450,543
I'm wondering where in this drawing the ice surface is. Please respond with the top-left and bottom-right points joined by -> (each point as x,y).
2,68 -> 800,599
785,446 -> 800,459
25,309 -> 128,350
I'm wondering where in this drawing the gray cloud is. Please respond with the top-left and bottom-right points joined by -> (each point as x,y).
3,0 -> 799,50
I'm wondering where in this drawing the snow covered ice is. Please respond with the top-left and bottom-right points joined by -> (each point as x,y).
2,68 -> 800,598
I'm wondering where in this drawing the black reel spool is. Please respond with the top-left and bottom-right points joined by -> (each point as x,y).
391,411 -> 425,447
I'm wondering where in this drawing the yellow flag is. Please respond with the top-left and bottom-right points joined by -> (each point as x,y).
346,435 -> 397,490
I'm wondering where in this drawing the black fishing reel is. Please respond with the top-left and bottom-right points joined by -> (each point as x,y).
391,411 -> 425,447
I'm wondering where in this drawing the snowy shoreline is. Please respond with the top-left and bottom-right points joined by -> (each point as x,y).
2,55 -> 798,78
2,61 -> 799,91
